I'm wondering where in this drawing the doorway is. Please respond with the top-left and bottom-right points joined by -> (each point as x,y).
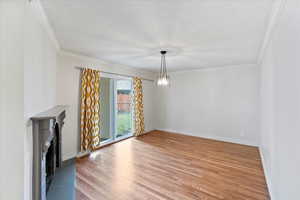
99,76 -> 133,145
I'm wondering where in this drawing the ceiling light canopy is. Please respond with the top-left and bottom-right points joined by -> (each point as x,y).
157,50 -> 170,87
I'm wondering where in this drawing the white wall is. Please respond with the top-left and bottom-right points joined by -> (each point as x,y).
260,0 -> 300,199
155,65 -> 260,146
0,0 -> 58,199
0,1 -> 26,199
23,1 -> 59,200
56,51 -> 156,160
143,78 -> 156,132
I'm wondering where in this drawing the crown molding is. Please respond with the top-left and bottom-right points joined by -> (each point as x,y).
59,49 -> 157,79
168,63 -> 258,74
29,0 -> 60,50
257,0 -> 287,66
59,49 -> 156,73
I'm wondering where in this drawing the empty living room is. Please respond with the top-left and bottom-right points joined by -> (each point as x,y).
1,0 -> 300,199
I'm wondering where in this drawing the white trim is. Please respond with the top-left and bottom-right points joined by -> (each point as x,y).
109,78 -> 114,141
59,50 -> 113,65
130,79 -> 135,137
115,134 -> 133,142
257,0 -> 287,65
101,72 -> 132,80
61,50 -> 258,74
59,50 -> 157,75
64,152 -> 80,161
169,64 -> 258,74
171,63 -> 258,73
76,151 -> 90,159
157,129 -> 259,147
99,138 -> 114,146
29,0 -> 60,50
99,134 -> 133,147
98,78 -> 134,145
114,79 -> 134,139
113,79 -> 118,139
259,147 -> 274,200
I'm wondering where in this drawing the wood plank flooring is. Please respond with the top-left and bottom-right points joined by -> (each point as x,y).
76,131 -> 270,200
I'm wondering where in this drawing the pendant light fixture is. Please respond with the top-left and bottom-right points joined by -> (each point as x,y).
157,50 -> 170,86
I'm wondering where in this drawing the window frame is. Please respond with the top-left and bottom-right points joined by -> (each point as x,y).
99,74 -> 134,146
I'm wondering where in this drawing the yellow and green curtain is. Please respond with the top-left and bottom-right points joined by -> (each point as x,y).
80,68 -> 101,152
133,77 -> 145,136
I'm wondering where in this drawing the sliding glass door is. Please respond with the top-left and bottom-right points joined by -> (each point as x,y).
99,77 -> 113,143
99,77 -> 133,145
115,79 -> 133,139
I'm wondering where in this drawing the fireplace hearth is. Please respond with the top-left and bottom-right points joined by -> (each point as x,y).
31,106 -> 67,200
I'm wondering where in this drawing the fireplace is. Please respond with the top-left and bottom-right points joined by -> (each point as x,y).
45,122 -> 60,193
31,106 -> 67,200
45,137 -> 56,192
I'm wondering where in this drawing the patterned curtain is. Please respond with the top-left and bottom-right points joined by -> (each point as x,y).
133,77 -> 145,136
80,68 -> 101,152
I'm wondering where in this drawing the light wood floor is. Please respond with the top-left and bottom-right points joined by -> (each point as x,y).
76,131 -> 270,200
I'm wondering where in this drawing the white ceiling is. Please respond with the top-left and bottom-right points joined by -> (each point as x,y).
41,0 -> 274,72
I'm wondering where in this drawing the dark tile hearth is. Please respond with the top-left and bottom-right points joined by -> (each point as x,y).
47,159 -> 76,200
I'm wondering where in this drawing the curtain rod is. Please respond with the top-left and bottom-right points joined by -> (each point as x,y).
74,66 -> 155,82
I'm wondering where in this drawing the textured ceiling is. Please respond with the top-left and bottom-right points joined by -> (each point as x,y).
42,0 -> 274,72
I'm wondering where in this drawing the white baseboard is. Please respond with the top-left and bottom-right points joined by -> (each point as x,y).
259,147 -> 274,200
157,129 -> 258,147
63,152 -> 78,161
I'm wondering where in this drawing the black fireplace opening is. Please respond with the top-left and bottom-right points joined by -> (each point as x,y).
45,123 -> 60,193
46,139 -> 55,193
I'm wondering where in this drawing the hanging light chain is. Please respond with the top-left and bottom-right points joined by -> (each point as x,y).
160,53 -> 164,79
163,53 -> 167,77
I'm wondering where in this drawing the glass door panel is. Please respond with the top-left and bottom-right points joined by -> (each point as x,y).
99,77 -> 113,143
99,77 -> 133,145
116,79 -> 133,138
